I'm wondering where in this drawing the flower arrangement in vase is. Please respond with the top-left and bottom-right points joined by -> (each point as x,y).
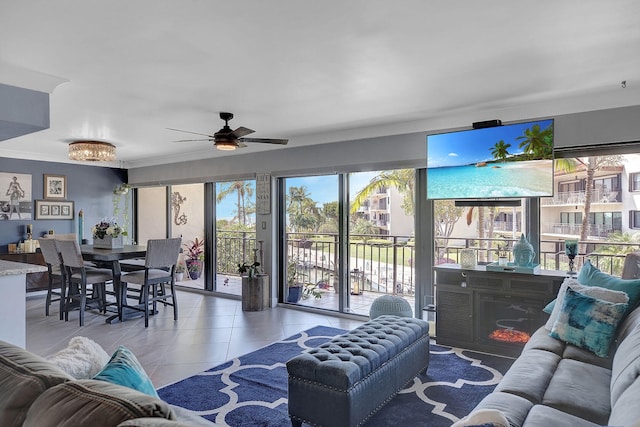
92,218 -> 126,248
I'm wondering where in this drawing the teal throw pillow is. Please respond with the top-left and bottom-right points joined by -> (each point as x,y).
550,287 -> 628,357
93,346 -> 159,398
544,260 -> 640,315
577,260 -> 640,312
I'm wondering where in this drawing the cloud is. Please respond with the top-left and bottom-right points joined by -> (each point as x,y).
448,153 -> 458,157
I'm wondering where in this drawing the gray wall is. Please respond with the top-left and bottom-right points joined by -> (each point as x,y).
0,158 -> 126,250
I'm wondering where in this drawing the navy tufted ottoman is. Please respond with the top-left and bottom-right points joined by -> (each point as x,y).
286,315 -> 430,427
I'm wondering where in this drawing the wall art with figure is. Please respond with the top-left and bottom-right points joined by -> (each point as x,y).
0,172 -> 32,220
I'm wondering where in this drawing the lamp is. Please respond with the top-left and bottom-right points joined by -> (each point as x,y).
215,141 -> 238,151
68,141 -> 116,161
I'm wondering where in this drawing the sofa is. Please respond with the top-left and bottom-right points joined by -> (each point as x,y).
0,339 -> 216,427
464,252 -> 640,427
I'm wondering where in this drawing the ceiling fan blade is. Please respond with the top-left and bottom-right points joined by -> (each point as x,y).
166,128 -> 214,138
173,138 -> 212,143
240,137 -> 288,145
232,126 -> 255,138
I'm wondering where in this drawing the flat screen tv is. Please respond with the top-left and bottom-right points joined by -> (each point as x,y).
426,119 -> 554,200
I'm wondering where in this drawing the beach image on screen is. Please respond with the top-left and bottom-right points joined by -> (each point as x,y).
427,119 -> 554,199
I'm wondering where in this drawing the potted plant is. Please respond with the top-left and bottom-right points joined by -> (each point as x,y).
286,256 -> 322,302
237,260 -> 268,311
183,238 -> 205,279
92,218 -> 127,249
286,256 -> 304,302
175,264 -> 186,281
496,244 -> 509,266
237,261 -> 260,278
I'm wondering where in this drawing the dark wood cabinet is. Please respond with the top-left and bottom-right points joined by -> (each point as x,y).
434,264 -> 564,356
0,252 -> 49,292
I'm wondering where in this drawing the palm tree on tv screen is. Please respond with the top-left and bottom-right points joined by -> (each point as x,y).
516,123 -> 554,159
490,140 -> 511,161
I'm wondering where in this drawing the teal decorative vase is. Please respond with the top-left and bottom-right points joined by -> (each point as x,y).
513,234 -> 535,267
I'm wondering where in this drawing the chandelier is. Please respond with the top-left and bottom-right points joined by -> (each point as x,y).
68,141 -> 116,161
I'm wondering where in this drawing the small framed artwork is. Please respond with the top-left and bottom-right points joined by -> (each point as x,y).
35,200 -> 74,220
43,174 -> 67,199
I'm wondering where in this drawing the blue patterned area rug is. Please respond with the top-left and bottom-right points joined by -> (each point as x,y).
158,326 -> 514,426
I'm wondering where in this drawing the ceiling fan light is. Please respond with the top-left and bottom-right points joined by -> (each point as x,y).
215,141 -> 237,151
69,141 -> 116,161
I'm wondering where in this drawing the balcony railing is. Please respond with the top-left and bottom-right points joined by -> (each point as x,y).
215,230 -> 638,307
541,189 -> 621,206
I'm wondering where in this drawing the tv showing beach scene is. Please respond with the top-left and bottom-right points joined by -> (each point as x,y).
427,119 -> 554,199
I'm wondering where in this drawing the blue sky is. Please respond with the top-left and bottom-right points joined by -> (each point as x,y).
215,172 -> 378,220
427,119 -> 553,168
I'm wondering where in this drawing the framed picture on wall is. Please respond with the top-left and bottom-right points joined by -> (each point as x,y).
35,200 -> 74,220
43,174 -> 67,199
0,172 -> 33,220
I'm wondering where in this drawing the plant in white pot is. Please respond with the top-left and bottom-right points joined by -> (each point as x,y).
175,264 -> 186,281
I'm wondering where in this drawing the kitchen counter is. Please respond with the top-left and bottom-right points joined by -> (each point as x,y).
0,260 -> 47,348
0,259 -> 48,275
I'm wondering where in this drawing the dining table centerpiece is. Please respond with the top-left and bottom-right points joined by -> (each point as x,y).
92,218 -> 126,249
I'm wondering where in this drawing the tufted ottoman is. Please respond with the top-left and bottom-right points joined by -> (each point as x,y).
286,315 -> 430,427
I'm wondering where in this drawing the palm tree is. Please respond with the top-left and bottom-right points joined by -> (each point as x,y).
490,140 -> 511,161
350,169 -> 415,215
287,186 -> 320,232
516,123 -> 554,159
217,181 -> 254,225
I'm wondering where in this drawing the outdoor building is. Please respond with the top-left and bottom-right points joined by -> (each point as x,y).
357,186 -> 414,237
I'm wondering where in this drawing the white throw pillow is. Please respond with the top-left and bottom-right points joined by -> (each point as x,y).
451,409 -> 509,427
47,336 -> 111,379
545,278 -> 629,330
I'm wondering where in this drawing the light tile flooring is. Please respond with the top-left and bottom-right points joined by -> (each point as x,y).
25,288 -> 366,388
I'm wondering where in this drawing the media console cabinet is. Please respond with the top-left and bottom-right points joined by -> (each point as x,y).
434,264 -> 565,357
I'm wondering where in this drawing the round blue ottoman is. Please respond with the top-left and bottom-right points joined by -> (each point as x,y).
369,295 -> 413,319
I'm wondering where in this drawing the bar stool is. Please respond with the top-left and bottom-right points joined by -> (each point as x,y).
38,238 -> 66,320
56,239 -> 114,326
121,238 -> 181,327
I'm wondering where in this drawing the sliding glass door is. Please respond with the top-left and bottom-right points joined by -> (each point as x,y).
215,180 -> 256,295
280,169 -> 416,316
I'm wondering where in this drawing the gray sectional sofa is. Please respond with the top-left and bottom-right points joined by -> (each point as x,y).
470,253 -> 640,427
0,340 -> 214,427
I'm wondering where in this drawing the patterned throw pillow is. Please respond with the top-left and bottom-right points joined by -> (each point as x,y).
544,279 -> 629,330
550,287 -> 628,357
93,346 -> 159,398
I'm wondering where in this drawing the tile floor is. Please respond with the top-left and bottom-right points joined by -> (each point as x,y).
25,288 -> 366,388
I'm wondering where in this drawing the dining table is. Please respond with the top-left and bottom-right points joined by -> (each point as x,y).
80,244 -> 147,324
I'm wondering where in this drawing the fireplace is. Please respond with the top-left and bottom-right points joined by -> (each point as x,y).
477,293 -> 544,351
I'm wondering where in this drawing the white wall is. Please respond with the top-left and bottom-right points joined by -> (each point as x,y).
128,105 -> 640,186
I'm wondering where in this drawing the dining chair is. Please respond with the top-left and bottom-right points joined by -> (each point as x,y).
120,238 -> 182,327
38,238 -> 66,320
56,239 -> 114,326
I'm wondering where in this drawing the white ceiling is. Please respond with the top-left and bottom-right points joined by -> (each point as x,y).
1,0 -> 640,169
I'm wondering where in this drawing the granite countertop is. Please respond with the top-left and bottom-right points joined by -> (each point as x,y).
0,260 -> 48,276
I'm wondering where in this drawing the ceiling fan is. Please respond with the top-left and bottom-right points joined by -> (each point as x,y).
168,112 -> 288,151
